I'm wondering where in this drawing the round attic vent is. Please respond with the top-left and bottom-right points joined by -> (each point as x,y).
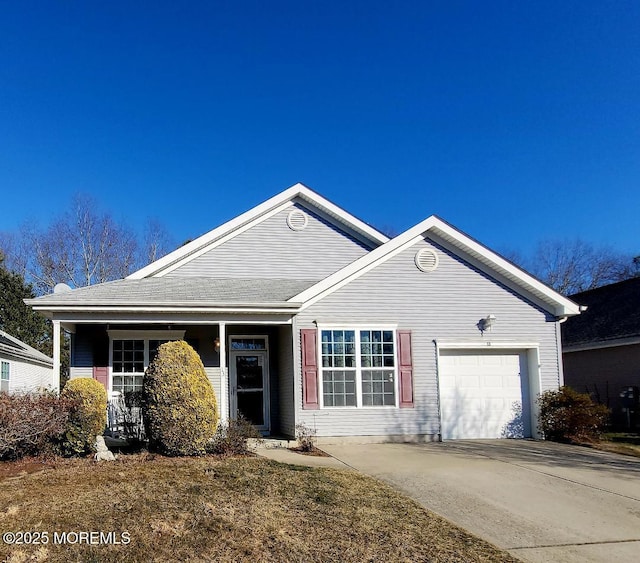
287,209 -> 308,231
415,248 -> 439,272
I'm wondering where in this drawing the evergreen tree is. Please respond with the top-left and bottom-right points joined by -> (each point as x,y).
0,257 -> 52,356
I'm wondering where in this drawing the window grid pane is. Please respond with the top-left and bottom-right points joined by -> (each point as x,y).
321,330 -> 355,369
1,361 -> 9,380
112,340 -> 144,373
322,370 -> 356,407
361,370 -> 395,406
360,330 -> 395,369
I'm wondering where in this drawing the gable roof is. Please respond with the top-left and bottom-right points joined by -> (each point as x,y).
290,215 -> 581,318
562,277 -> 640,350
26,183 -> 579,319
128,183 -> 389,280
0,329 -> 53,367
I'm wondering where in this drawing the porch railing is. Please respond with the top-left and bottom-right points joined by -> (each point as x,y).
106,392 -> 145,441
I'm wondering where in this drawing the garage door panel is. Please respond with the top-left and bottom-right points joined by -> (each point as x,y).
439,350 -> 531,440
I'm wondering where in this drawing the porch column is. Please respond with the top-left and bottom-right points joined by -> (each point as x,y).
219,322 -> 228,423
52,319 -> 61,392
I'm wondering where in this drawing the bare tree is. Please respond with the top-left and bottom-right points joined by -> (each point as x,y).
19,194 -> 139,294
526,238 -> 635,295
141,218 -> 175,266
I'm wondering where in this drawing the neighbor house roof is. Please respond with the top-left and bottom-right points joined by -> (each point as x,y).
562,277 -> 640,351
26,278 -> 313,313
0,329 -> 53,367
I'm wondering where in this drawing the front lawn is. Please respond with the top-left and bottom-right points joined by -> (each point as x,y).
591,433 -> 640,458
0,455 -> 517,562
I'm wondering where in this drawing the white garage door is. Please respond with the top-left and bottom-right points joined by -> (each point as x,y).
438,349 -> 531,440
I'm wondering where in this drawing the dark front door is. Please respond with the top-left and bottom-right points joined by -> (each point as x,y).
230,351 -> 269,432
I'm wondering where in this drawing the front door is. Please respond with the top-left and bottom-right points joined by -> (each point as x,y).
230,350 -> 269,433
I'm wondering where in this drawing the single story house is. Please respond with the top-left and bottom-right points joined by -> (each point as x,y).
562,277 -> 640,428
27,184 -> 580,441
0,329 -> 55,393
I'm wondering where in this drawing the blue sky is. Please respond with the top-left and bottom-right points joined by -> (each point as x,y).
1,1 -> 638,257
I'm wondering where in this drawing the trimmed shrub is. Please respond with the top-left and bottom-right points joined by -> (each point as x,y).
60,378 -> 108,456
0,392 -> 75,460
143,340 -> 218,456
207,415 -> 262,457
538,386 -> 610,443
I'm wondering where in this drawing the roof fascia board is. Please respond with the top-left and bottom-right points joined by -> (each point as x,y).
291,215 -> 580,317
128,183 -> 388,279
29,304 -> 301,314
47,313 -> 295,325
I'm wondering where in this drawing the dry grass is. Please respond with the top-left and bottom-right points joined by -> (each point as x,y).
587,433 -> 640,458
0,455 -> 518,562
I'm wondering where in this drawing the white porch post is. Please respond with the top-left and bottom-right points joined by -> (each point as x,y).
52,319 -> 61,392
219,322 -> 228,423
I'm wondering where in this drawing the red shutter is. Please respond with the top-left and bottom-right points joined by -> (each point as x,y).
301,329 -> 319,409
397,330 -> 414,408
93,366 -> 109,391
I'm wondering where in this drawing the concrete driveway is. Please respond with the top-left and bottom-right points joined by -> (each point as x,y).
322,440 -> 640,563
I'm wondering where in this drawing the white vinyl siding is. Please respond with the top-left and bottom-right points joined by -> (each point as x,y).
0,357 -> 54,393
165,202 -> 372,281
295,236 -> 560,438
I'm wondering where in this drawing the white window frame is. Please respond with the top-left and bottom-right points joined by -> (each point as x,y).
107,330 -> 185,394
1,360 -> 10,393
316,324 -> 399,409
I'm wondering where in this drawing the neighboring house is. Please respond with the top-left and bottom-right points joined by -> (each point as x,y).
26,184 -> 579,441
0,329 -> 55,393
562,278 -> 640,427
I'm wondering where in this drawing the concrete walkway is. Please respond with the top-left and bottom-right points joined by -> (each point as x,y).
255,444 -> 350,469
322,440 -> 640,563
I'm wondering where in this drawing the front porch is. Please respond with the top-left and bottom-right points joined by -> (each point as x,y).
63,320 -> 296,438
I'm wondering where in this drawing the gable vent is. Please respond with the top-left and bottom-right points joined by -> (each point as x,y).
287,209 -> 308,231
415,248 -> 439,272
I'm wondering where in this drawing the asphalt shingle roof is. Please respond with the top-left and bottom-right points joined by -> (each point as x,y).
29,277 -> 316,307
0,329 -> 53,366
562,277 -> 640,347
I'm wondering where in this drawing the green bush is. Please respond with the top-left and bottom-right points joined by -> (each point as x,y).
538,386 -> 609,443
0,392 -> 75,460
207,415 -> 262,457
143,340 -> 218,456
60,378 -> 108,456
